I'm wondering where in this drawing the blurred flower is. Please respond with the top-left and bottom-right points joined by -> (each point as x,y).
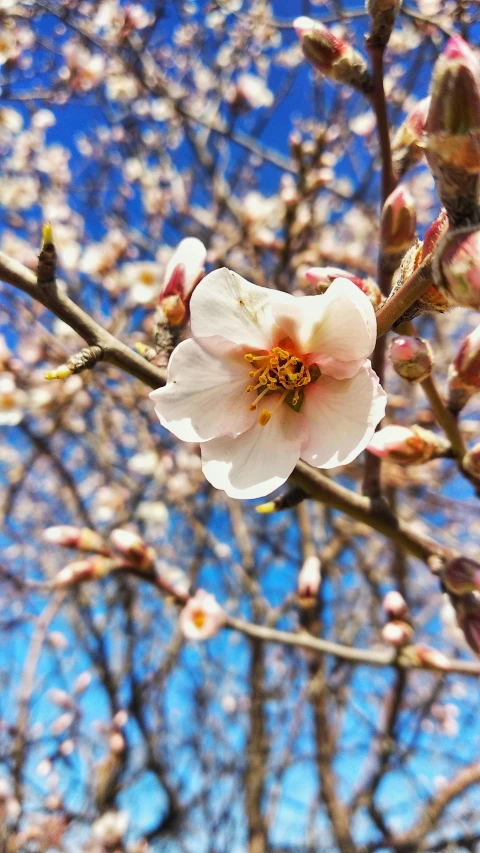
382,619 -> 413,646
120,261 -> 163,305
227,73 -> 274,110
92,810 -> 129,846
367,424 -> 448,464
297,555 -> 321,599
179,590 -> 225,640
382,590 -> 408,619
152,272 -> 385,499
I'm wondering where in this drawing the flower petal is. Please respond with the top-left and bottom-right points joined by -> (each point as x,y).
190,267 -> 294,350
300,362 -> 387,468
271,278 -> 377,372
200,404 -> 308,499
150,337 -> 255,442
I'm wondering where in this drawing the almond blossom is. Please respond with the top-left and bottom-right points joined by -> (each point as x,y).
151,270 -> 386,499
179,590 -> 226,640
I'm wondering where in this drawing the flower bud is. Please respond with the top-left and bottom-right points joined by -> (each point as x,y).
53,556 -> 118,587
305,267 -> 382,306
108,528 -> 153,570
382,619 -> 413,647
391,97 -> 430,177
366,0 -> 401,49
158,237 -> 207,324
179,589 -> 225,640
453,592 -> 480,655
451,325 -> 480,391
426,36 -> 480,141
381,186 -> 417,255
425,37 -> 480,222
442,557 -> 480,595
294,17 -> 372,93
367,424 -> 449,464
382,590 -> 408,619
399,644 -> 451,670
439,228 -> 480,309
388,335 -> 433,383
43,525 -> 107,554
462,443 -> 480,479
297,555 -> 321,600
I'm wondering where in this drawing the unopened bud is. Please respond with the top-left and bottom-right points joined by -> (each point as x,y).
367,424 -> 449,464
426,36 -> 480,142
108,528 -> 153,570
382,590 -> 408,619
451,325 -> 480,392
439,228 -> 480,309
366,0 -> 401,49
443,557 -> 480,595
453,592 -> 480,655
421,209 -> 449,260
43,525 -> 107,554
389,335 -> 433,383
54,556 -> 118,587
382,619 -> 413,647
162,237 -> 206,303
305,267 -> 382,306
399,643 -> 451,670
297,555 -> 321,600
462,443 -> 480,479
294,17 -> 372,93
381,186 -> 416,255
391,97 -> 430,177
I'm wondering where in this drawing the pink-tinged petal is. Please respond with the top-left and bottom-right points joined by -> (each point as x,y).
272,278 -> 377,367
150,337 -> 255,443
200,404 -> 308,499
162,237 -> 207,299
190,267 -> 294,350
300,362 -> 387,468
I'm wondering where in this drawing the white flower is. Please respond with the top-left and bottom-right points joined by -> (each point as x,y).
179,590 -> 225,640
92,810 -> 129,845
120,261 -> 163,304
151,270 -> 386,499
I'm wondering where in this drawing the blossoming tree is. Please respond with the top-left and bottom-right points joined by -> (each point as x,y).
2,1 -> 480,851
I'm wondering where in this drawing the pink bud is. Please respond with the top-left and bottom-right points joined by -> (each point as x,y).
367,424 -> 448,464
381,185 -> 416,253
382,620 -> 412,646
403,644 -> 451,671
440,229 -> 480,309
108,528 -> 153,570
179,589 -> 225,640
421,209 -> 449,260
391,97 -> 430,177
161,237 -> 206,303
294,16 -> 372,93
443,557 -> 480,595
43,525 -> 107,554
47,689 -> 74,709
451,324 -> 480,390
50,712 -> 75,735
427,36 -> 480,137
382,590 -> 408,619
389,335 -> 433,383
297,555 -> 321,599
54,557 -> 118,587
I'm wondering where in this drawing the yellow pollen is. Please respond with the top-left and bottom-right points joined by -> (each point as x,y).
258,408 -> 271,426
192,609 -> 206,629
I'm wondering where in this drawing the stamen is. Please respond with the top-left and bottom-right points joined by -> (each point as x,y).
258,408 -> 271,426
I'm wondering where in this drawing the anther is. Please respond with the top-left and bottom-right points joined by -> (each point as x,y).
258,409 -> 271,426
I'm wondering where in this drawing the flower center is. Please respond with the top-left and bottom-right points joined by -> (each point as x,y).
244,346 -> 320,426
192,609 -> 206,629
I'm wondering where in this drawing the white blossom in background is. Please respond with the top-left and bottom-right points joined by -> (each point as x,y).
179,590 -> 226,640
92,810 -> 129,846
152,270 -> 386,498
